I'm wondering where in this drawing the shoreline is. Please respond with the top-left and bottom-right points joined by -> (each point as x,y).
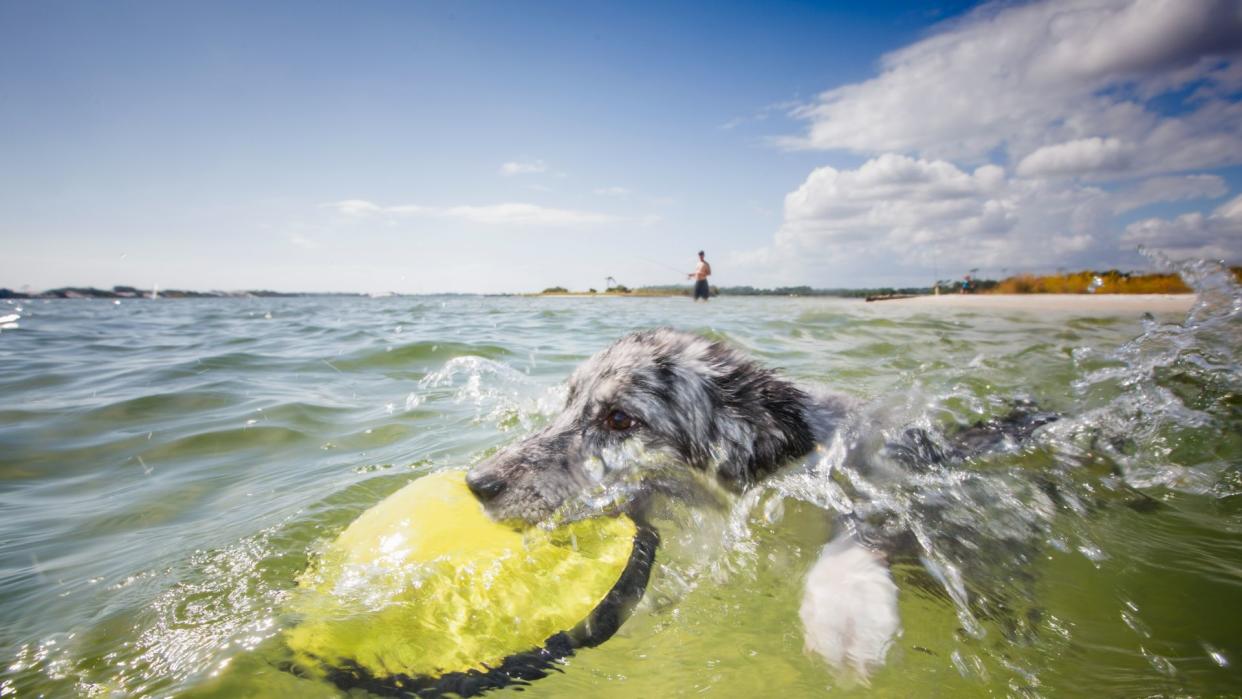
532,291 -> 1197,314
873,293 -> 1194,313
5,289 -> 1201,313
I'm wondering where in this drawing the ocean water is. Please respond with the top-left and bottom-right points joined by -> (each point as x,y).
2,265 -> 1240,697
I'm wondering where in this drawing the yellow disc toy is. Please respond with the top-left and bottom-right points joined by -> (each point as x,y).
285,470 -> 657,696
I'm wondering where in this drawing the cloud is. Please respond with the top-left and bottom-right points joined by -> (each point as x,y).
719,99 -> 803,131
1122,193 -> 1242,261
782,155 -> 1007,236
320,199 -> 615,226
435,203 -> 613,226
785,0 -> 1242,176
767,154 -> 1111,277
765,153 -> 1238,282
322,199 -> 382,216
593,186 -> 631,197
743,0 -> 1242,286
499,160 -> 549,176
1111,174 -> 1227,213
1015,137 -> 1134,178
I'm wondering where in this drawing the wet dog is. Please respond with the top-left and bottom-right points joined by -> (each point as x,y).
465,328 -> 1053,680
466,328 -> 854,522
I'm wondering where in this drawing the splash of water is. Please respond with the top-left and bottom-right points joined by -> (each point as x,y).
415,355 -> 565,431
709,257 -> 1242,686
1062,257 -> 1242,494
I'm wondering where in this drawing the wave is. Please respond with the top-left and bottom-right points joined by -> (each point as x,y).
334,341 -> 512,371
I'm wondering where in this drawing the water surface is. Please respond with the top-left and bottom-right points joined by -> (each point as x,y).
2,270 -> 1239,697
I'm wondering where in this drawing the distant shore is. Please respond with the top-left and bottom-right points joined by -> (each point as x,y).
873,293 -> 1195,313
0,285 -> 365,300
533,291 -> 1198,314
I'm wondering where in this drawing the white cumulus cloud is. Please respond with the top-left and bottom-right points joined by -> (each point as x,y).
762,154 -> 1112,281
785,0 -> 1242,176
745,0 -> 1242,286
1122,193 -> 1242,261
1016,137 -> 1134,178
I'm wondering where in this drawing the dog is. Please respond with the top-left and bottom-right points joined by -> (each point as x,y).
465,328 -> 1056,681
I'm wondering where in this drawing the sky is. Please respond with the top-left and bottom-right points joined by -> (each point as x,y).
1,0 -> 1240,294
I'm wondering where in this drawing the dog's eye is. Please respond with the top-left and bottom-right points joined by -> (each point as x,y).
605,409 -> 636,431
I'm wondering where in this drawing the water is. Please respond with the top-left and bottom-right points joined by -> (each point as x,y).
2,265 -> 1239,697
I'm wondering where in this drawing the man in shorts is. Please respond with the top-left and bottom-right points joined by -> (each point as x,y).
688,250 -> 712,301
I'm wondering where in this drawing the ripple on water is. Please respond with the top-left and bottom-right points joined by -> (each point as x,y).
336,340 -> 512,371
1,268 -> 1239,697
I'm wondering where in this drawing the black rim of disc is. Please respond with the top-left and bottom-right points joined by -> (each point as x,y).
304,519 -> 660,698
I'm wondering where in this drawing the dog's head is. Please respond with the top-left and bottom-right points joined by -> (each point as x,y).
465,328 -> 816,524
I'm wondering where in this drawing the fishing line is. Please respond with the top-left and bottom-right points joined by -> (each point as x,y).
633,256 -> 691,278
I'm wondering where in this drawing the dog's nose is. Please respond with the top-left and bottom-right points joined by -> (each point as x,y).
465,471 -> 507,503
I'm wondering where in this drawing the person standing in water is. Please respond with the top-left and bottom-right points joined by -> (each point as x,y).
688,250 -> 712,302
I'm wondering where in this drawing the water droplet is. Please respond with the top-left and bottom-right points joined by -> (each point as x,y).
1141,646 -> 1177,676
1120,607 -> 1151,638
1077,543 -> 1108,563
1203,642 -> 1229,668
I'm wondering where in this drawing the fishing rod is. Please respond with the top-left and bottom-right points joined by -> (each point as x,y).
633,256 -> 692,278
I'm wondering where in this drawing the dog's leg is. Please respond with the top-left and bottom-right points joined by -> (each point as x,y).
949,401 -> 1060,457
799,533 -> 900,684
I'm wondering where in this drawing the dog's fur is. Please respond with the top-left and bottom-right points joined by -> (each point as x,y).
466,328 -> 854,524
465,328 -> 1049,680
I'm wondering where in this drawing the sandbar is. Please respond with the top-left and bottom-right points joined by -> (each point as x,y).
873,293 -> 1194,314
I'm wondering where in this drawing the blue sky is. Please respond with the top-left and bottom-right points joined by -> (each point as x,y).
2,0 -> 1239,293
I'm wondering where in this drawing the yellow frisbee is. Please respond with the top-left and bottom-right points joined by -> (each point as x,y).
285,470 -> 656,696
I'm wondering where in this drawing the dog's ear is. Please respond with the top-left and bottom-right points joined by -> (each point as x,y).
705,347 -> 815,485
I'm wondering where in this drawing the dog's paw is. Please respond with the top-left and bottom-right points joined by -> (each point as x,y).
799,535 -> 900,683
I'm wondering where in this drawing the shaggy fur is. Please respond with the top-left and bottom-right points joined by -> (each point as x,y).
465,328 -> 1052,680
466,328 -> 853,524
799,535 -> 900,682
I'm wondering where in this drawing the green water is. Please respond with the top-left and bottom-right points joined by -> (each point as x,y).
2,274 -> 1239,697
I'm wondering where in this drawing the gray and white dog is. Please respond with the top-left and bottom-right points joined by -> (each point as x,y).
465,328 -> 1051,679
466,328 -> 853,522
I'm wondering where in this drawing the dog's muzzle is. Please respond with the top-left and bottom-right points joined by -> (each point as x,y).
465,470 -> 508,503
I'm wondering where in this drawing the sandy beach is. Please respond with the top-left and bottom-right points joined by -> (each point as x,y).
876,293 -> 1195,314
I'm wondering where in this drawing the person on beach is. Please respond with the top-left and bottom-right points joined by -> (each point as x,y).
688,250 -> 712,301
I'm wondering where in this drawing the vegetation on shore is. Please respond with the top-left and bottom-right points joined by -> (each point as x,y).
9,268 -> 1237,301
992,270 -> 1187,294
539,267 -> 1240,298
539,284 -> 934,298
981,268 -> 1237,294
962,268 -> 1239,294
